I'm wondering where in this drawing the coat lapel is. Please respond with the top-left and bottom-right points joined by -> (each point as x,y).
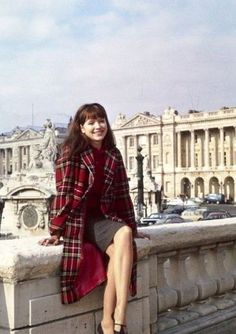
103,149 -> 117,193
81,148 -> 95,186
80,147 -> 117,193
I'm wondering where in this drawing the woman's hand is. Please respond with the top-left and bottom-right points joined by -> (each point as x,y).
39,234 -> 61,246
135,231 -> 150,239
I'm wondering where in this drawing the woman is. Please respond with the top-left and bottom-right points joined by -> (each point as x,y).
40,103 -> 145,334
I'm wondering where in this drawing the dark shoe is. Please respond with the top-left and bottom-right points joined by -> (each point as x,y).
114,323 -> 127,334
97,323 -> 104,334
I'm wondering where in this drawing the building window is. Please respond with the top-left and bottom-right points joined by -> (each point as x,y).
128,156 -> 135,170
23,147 -> 27,155
195,153 -> 198,167
224,152 -> 227,166
152,155 -> 159,169
209,152 -> 212,166
165,181 -> 170,193
129,137 -> 134,147
138,135 -> 146,146
195,134 -> 198,143
153,134 -> 158,145
23,163 -> 27,169
165,152 -> 169,164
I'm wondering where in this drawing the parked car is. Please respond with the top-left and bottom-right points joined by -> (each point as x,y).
164,205 -> 186,215
199,210 -> 231,220
139,213 -> 185,226
181,207 -> 208,221
204,193 -> 225,204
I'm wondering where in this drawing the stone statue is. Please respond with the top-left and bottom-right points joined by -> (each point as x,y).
41,119 -> 57,162
28,119 -> 57,172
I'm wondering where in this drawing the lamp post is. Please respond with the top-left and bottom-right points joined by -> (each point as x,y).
136,145 -> 144,222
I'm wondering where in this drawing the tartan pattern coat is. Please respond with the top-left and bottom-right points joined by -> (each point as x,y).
49,146 -> 137,304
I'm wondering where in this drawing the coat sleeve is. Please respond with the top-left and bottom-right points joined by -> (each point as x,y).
49,157 -> 76,235
113,149 -> 137,235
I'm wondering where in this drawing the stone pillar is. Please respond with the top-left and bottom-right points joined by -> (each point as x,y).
205,129 -> 209,168
122,136 -> 127,167
5,148 -> 8,176
220,127 -> 224,167
190,130 -> 195,168
177,132 -> 181,168
0,149 -> 3,176
234,127 -> 236,165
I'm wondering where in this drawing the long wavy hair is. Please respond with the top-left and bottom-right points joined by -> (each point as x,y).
61,103 -> 116,158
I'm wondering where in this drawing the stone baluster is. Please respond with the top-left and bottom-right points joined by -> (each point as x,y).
187,245 -> 218,300
204,242 -> 235,310
222,241 -> 236,288
156,252 -> 178,313
167,249 -> 199,307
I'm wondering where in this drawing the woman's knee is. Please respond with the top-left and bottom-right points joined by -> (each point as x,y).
114,225 -> 132,244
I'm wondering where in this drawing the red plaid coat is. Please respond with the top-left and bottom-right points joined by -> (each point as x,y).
49,146 -> 137,304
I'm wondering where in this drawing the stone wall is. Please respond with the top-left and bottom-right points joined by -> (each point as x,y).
2,219 -> 236,333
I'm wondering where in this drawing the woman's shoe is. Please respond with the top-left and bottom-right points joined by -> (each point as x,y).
114,323 -> 127,334
97,323 -> 104,334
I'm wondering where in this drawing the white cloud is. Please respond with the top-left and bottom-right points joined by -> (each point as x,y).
0,1 -> 236,132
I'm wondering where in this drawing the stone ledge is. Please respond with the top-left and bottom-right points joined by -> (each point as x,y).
0,236 -> 151,282
2,218 -> 236,283
142,217 -> 236,254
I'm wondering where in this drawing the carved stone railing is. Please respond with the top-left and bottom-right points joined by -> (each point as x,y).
2,218 -> 236,334
145,217 -> 236,334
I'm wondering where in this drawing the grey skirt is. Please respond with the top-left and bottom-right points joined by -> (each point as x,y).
84,216 -> 125,253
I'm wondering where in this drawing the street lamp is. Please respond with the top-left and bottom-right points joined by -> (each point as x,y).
136,145 -> 144,222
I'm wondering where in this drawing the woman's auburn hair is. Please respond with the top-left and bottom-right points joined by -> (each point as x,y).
61,103 -> 116,158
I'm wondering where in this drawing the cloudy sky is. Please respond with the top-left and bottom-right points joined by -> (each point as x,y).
0,0 -> 236,132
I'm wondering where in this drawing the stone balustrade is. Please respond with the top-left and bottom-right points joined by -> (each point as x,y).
2,218 -> 236,333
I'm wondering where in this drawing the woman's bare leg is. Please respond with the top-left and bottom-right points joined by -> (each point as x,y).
101,245 -> 116,334
113,226 -> 133,332
101,226 -> 133,333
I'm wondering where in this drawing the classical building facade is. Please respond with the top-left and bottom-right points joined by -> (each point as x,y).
1,108 -> 236,218
0,120 -> 67,183
112,106 -> 236,210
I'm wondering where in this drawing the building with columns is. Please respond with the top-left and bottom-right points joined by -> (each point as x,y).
0,121 -> 67,184
112,106 -> 236,209
1,108 -> 236,214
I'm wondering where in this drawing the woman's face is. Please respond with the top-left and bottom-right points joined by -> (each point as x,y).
80,117 -> 108,149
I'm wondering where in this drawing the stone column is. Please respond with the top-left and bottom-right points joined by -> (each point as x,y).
0,149 -> 3,176
220,127 -> 224,167
205,129 -> 209,168
177,131 -> 181,168
122,136 -> 127,167
190,130 -> 195,168
234,127 -> 236,165
5,148 -> 8,176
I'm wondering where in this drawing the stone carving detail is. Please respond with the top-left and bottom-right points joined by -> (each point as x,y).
41,119 -> 57,162
16,204 -> 46,230
22,205 -> 38,229
125,115 -> 159,128
28,119 -> 57,171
